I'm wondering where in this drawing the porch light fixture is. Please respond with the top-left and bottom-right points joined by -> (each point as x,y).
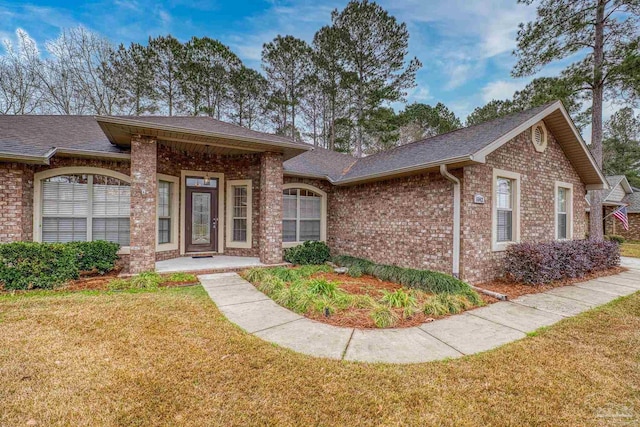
203,174 -> 211,185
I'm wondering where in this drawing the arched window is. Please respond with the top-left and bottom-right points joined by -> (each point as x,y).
282,184 -> 327,246
35,168 -> 131,246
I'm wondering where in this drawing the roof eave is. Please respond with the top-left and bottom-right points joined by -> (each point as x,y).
95,116 -> 311,159
332,155 -> 476,186
0,147 -> 56,165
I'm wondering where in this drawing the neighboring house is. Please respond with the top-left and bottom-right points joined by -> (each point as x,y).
0,100 -> 607,284
587,175 -> 640,240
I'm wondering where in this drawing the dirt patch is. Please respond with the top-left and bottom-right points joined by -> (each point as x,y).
477,267 -> 627,300
311,272 -> 404,296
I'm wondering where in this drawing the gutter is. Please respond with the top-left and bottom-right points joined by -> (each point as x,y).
439,164 -> 461,278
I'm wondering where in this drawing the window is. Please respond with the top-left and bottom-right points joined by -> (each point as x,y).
41,173 -> 130,245
492,169 -> 520,252
226,179 -> 252,248
496,178 -> 513,242
555,182 -> 573,240
158,181 -> 172,244
282,185 -> 326,246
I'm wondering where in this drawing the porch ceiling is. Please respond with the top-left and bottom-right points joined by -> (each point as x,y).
96,116 -> 310,160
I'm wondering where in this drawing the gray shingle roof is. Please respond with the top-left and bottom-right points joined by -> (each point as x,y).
624,191 -> 640,213
0,115 -> 302,161
284,102 -> 556,183
0,115 -> 124,157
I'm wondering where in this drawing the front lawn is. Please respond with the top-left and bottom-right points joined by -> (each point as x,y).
1,286 -> 639,425
621,242 -> 640,258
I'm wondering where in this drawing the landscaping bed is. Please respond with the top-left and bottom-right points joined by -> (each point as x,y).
478,266 -> 627,300
242,262 -> 484,329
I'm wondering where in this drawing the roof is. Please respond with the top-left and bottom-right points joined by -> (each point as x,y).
0,115 -> 309,164
604,175 -> 633,199
284,101 -> 607,188
625,192 -> 640,213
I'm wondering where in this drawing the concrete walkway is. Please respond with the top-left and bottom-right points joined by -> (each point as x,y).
199,259 -> 640,364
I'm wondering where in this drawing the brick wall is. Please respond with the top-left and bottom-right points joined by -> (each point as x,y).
460,128 -> 588,284
129,136 -> 157,273
0,163 -> 28,242
285,173 -> 456,275
259,152 -> 283,264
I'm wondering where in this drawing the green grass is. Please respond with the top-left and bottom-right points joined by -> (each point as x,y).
621,242 -> 640,258
380,289 -> 417,308
0,287 -> 639,425
370,304 -> 399,328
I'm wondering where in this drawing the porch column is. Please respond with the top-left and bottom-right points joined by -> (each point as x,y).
130,135 -> 157,273
259,152 -> 283,264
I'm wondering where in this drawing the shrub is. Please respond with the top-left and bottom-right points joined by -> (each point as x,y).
0,242 -> 79,290
422,296 -> 449,317
605,234 -> 625,244
257,276 -> 286,295
332,255 -> 477,296
347,266 -> 363,278
68,241 -> 119,274
504,240 -> 620,285
284,241 -> 330,265
371,305 -> 398,328
130,271 -> 163,289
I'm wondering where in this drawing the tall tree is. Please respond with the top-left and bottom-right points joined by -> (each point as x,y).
466,77 -> 584,127
513,0 -> 640,240
107,42 -> 157,115
149,35 -> 184,116
0,29 -> 41,114
397,102 -> 462,144
179,37 -> 240,117
313,25 -> 348,150
331,0 -> 421,156
228,65 -> 268,129
362,106 -> 400,153
603,107 -> 640,186
466,100 -> 515,127
262,35 -> 313,140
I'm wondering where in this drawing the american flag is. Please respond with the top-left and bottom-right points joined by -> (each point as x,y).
613,206 -> 629,231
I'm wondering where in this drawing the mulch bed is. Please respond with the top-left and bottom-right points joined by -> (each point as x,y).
476,266 -> 627,300
297,272 -> 459,329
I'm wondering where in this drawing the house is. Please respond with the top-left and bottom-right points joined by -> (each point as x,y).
0,101 -> 607,284
587,175 -> 640,240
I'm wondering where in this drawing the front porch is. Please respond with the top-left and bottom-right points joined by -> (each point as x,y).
94,116 -> 310,273
156,255 -> 282,274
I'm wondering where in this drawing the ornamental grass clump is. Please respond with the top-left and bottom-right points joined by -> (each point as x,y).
380,289 -> 417,309
370,305 -> 398,328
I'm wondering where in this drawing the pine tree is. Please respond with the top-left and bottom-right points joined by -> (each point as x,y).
603,107 -> 640,186
513,0 -> 640,240
148,35 -> 184,116
331,0 -> 421,156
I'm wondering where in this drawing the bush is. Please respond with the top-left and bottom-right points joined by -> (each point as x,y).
504,240 -> 620,285
284,241 -> 330,265
605,234 -> 625,244
68,241 -> 119,273
380,289 -> 417,308
347,266 -> 363,278
332,255 -> 476,296
0,240 -> 120,291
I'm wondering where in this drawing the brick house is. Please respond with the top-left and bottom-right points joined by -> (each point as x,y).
588,175 -> 640,240
0,101 -> 607,283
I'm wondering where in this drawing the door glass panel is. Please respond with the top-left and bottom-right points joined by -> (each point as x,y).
192,192 -> 211,244
186,177 -> 217,188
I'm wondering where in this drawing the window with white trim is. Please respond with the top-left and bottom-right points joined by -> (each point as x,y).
231,185 -> 248,242
492,169 -> 520,252
283,188 -> 322,243
496,177 -> 513,242
226,179 -> 252,248
158,180 -> 172,244
41,174 -> 130,245
556,184 -> 573,240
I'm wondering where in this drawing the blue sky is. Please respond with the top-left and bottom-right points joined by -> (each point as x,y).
0,0 -> 571,120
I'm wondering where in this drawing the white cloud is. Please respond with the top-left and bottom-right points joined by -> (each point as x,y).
481,79 -> 529,102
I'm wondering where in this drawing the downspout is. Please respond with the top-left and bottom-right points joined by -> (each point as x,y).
439,164 -> 460,278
